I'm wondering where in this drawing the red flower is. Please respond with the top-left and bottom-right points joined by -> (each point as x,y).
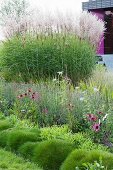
98,111 -> 103,115
92,123 -> 100,132
86,114 -> 98,121
24,93 -> 28,96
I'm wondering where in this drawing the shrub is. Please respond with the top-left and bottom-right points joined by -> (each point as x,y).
0,148 -> 42,170
0,120 -> 13,131
0,34 -> 95,83
32,139 -> 74,170
40,125 -> 70,140
40,127 -> 108,151
0,129 -> 10,147
60,149 -> 113,170
19,142 -> 39,159
7,129 -> 40,151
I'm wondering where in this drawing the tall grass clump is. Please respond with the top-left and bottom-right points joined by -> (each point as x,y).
0,9 -> 105,83
0,34 -> 95,83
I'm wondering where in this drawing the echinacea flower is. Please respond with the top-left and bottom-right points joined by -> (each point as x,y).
92,123 -> 100,132
28,88 -> 32,93
86,114 -> 98,121
31,92 -> 40,100
24,93 -> 28,96
98,111 -> 103,115
17,94 -> 24,98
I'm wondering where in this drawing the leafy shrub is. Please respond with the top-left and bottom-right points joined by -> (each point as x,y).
40,125 -> 70,140
60,149 -> 113,170
0,34 -> 95,83
40,126 -> 108,151
7,129 -> 40,151
19,142 -> 39,159
32,139 -> 74,170
0,120 -> 13,131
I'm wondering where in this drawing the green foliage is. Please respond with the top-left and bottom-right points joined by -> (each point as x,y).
78,159 -> 105,170
0,34 -> 95,83
7,129 -> 40,151
0,129 -> 10,147
40,126 -> 108,151
60,149 -> 113,170
32,139 -> 74,170
19,142 -> 39,159
0,119 -> 13,131
0,148 -> 42,170
40,125 -> 70,140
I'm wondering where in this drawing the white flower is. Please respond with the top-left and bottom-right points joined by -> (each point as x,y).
21,109 -> 26,113
82,90 -> 87,94
102,114 -> 108,121
53,78 -> 57,82
80,97 -> 84,101
75,86 -> 80,90
57,71 -> 63,76
94,87 -> 99,92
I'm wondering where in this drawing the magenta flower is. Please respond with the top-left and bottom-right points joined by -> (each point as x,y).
31,92 -> 40,100
92,123 -> 100,132
86,114 -> 98,122
98,111 -> 103,115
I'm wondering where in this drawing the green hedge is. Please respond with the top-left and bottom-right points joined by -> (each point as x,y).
7,129 -> 40,151
0,120 -> 13,131
0,148 -> 43,170
60,149 -> 113,170
0,128 -> 41,150
32,139 -> 74,170
19,142 -> 39,159
0,34 -> 96,83
0,129 -> 10,147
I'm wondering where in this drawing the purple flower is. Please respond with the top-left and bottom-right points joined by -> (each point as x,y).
86,114 -> 98,122
92,123 -> 100,132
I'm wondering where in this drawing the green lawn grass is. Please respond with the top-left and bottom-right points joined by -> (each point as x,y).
0,148 -> 42,170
